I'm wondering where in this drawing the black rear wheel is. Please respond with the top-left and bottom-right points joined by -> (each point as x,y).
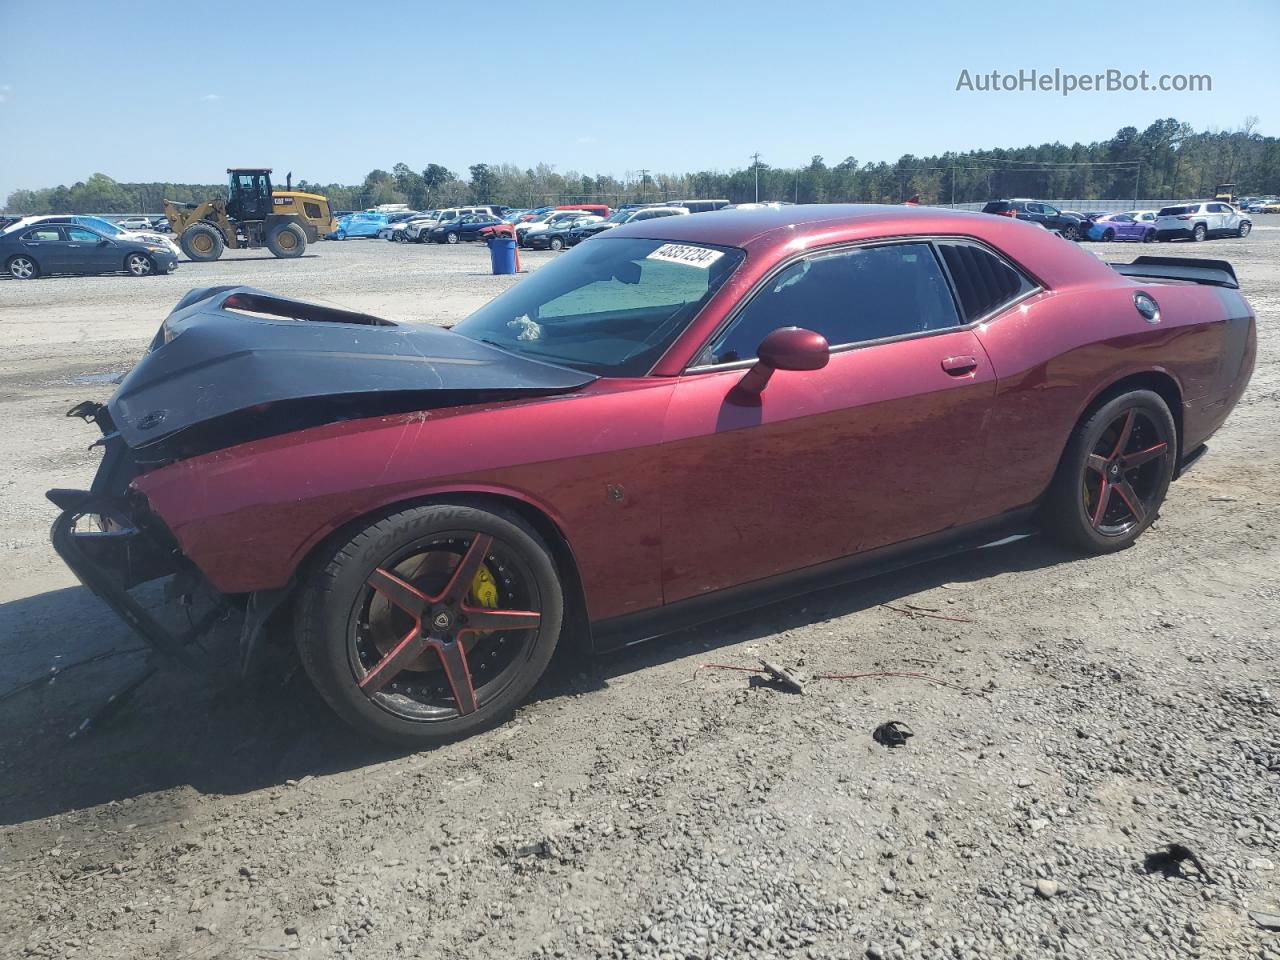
296,503 -> 564,744
1044,390 -> 1176,554
7,255 -> 38,279
266,222 -> 306,258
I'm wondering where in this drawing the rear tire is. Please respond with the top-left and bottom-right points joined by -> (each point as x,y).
548,236 -> 564,251
1043,389 -> 1176,554
180,222 -> 225,261
1142,229 -> 1156,243
295,503 -> 564,745
266,222 -> 306,258
7,255 -> 38,279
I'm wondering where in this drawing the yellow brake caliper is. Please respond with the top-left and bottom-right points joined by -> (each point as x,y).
470,563 -> 499,612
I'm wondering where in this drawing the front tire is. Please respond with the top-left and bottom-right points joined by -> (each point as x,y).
295,503 -> 564,745
1044,390 -> 1176,554
548,236 -> 564,251
1101,228 -> 1115,242
1062,224 -> 1080,241
124,252 -> 154,277
1238,221 -> 1252,238
7,255 -> 38,279
445,231 -> 459,244
266,222 -> 306,258
1192,223 -> 1207,242
1142,229 -> 1156,243
180,222 -> 225,261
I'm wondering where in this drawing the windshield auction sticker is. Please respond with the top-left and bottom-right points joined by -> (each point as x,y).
646,243 -> 724,268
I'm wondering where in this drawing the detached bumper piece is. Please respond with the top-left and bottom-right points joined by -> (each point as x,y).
48,488 -> 199,667
48,401 -> 224,673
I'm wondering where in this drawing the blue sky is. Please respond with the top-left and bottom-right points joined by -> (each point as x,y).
1,0 -> 1277,198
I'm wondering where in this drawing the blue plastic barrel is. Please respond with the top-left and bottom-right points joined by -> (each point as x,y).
487,236 -> 518,275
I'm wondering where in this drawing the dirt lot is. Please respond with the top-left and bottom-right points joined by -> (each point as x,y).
1,228 -> 1278,960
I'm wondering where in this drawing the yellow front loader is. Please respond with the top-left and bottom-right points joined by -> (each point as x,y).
165,168 -> 338,262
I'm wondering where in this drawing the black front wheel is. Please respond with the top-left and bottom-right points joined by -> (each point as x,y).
124,252 -> 154,277
296,503 -> 564,744
1193,223 -> 1207,242
1062,224 -> 1080,241
1044,390 -> 1176,554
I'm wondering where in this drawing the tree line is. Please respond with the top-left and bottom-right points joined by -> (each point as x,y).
6,118 -> 1278,215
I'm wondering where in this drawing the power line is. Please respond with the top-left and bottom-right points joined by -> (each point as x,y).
962,154 -> 1142,167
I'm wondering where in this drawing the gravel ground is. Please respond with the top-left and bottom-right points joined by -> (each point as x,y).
1,227 -> 1278,960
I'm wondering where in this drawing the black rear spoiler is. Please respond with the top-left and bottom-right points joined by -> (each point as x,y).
1110,256 -> 1238,289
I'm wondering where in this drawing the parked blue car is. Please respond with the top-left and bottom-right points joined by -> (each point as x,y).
327,212 -> 390,240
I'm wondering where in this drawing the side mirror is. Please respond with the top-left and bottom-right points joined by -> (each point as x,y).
733,327 -> 829,398
98,239 -> 111,247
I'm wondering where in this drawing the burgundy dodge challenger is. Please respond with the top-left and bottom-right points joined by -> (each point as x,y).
49,205 -> 1255,744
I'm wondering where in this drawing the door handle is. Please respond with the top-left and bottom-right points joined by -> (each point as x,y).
941,355 -> 979,376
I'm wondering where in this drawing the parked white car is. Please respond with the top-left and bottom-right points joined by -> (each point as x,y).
116,216 -> 153,231
1154,201 -> 1252,241
374,211 -> 424,240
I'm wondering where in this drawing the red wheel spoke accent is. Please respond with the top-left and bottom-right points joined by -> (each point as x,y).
1113,480 -> 1146,524
428,637 -> 478,714
460,607 -> 541,635
1122,441 -> 1168,468
1108,410 -> 1136,458
1086,454 -> 1109,475
1091,480 -> 1111,528
367,568 -> 429,617
434,534 -> 494,604
358,629 -> 426,694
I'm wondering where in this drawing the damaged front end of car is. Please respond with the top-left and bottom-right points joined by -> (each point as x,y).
48,400 -> 236,675
46,285 -> 597,728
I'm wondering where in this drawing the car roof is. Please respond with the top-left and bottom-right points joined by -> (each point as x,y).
604,203 -> 1112,289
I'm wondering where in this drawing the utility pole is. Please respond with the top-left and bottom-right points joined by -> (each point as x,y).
638,168 -> 650,204
751,152 -> 761,202
1134,162 -> 1141,207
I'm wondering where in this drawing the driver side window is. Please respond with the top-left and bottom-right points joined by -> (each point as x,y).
702,243 -> 961,365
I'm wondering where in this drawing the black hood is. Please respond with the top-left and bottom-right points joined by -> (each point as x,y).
108,286 -> 596,460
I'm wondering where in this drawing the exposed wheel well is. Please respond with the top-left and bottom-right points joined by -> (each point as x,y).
291,492 -> 591,654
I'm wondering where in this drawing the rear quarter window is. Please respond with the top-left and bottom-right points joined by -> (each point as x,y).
936,241 -> 1036,322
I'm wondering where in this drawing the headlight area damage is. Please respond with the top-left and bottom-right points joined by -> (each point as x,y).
47,286 -> 595,732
